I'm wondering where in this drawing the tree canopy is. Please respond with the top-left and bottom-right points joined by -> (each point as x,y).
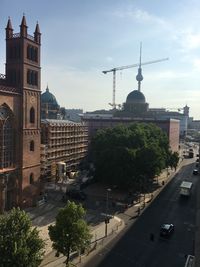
48,201 -> 91,266
91,123 -> 177,191
0,208 -> 44,267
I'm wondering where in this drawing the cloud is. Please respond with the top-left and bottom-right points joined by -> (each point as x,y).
177,29 -> 200,52
112,7 -> 168,28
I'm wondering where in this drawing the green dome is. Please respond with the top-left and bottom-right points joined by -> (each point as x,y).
41,86 -> 59,107
126,90 -> 146,104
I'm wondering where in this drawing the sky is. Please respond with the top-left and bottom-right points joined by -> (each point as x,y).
0,0 -> 200,119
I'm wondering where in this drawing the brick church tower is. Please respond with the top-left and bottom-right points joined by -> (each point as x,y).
0,16 -> 41,211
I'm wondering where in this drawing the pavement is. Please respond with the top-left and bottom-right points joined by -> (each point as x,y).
24,162 -> 183,267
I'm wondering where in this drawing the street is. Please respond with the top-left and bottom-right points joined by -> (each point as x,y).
84,158 -> 197,267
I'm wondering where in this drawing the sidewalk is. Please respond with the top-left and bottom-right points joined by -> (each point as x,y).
40,216 -> 124,267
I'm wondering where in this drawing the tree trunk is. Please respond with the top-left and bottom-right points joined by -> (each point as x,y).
65,247 -> 70,266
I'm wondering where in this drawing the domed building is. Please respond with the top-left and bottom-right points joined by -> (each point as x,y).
41,86 -> 61,119
118,89 -> 149,117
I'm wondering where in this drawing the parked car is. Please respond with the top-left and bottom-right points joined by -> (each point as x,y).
66,189 -> 87,200
160,224 -> 174,238
193,169 -> 198,175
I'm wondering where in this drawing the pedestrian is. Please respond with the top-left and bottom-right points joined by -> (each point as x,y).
137,207 -> 140,215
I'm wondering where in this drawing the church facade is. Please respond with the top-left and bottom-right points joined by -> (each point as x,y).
0,16 -> 41,212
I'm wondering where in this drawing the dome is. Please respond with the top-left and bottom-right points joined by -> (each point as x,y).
41,86 -> 59,107
126,90 -> 146,104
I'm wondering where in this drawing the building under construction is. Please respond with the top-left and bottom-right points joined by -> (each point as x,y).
41,119 -> 88,179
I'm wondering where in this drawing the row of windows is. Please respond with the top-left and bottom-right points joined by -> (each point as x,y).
8,45 -> 38,62
27,45 -> 38,62
27,70 -> 38,86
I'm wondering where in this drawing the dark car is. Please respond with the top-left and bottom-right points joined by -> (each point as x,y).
160,224 -> 174,238
66,189 -> 87,200
193,169 -> 198,175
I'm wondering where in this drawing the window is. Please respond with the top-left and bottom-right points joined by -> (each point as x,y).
30,107 -> 35,123
27,45 -> 38,62
30,173 -> 34,184
30,140 -> 34,151
0,104 -> 14,169
27,69 -> 38,86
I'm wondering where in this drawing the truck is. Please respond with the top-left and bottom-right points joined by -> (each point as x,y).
180,181 -> 193,196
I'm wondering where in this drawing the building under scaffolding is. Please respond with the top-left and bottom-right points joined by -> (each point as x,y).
41,119 -> 88,179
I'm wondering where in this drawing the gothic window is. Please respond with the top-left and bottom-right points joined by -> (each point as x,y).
27,45 -> 38,62
30,107 -> 35,123
30,173 -> 34,184
30,140 -> 34,151
27,45 -> 31,59
27,69 -> 38,86
34,72 -> 38,85
0,104 -> 14,169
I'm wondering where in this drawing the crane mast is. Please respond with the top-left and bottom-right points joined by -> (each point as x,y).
102,44 -> 169,109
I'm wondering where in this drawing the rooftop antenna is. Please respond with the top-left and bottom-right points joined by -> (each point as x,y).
136,42 -> 144,92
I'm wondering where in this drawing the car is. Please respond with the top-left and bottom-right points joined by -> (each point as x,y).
193,169 -> 198,175
66,189 -> 87,200
160,224 -> 174,238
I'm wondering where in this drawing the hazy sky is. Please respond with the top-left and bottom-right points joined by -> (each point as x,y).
1,0 -> 200,118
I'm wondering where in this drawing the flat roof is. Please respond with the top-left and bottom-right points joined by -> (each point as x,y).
180,181 -> 193,189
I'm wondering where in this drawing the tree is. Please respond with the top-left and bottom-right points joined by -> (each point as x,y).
168,151 -> 179,170
91,123 -> 171,192
0,207 -> 44,267
48,201 -> 92,266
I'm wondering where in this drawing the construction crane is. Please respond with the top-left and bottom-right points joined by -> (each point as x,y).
102,43 -> 169,109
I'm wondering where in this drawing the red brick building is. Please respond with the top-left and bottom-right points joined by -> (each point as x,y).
82,115 -> 180,152
0,16 -> 41,212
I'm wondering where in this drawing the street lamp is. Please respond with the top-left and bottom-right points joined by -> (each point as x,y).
105,188 -> 111,237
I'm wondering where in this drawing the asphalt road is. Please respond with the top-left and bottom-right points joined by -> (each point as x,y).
85,159 -> 198,267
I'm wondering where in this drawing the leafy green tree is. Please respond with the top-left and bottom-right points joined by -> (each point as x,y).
91,123 -> 171,191
168,151 -> 179,170
0,208 -> 44,267
48,201 -> 91,266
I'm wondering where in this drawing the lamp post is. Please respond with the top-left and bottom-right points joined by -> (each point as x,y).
105,188 -> 111,237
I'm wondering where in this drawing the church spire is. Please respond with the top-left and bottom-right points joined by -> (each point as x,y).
34,21 -> 41,44
6,17 -> 13,39
20,14 -> 28,37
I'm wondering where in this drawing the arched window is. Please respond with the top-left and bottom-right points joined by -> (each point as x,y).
0,104 -> 14,169
30,140 -> 34,151
30,173 -> 34,184
30,107 -> 35,123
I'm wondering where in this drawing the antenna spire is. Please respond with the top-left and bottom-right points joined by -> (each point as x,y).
136,42 -> 143,92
